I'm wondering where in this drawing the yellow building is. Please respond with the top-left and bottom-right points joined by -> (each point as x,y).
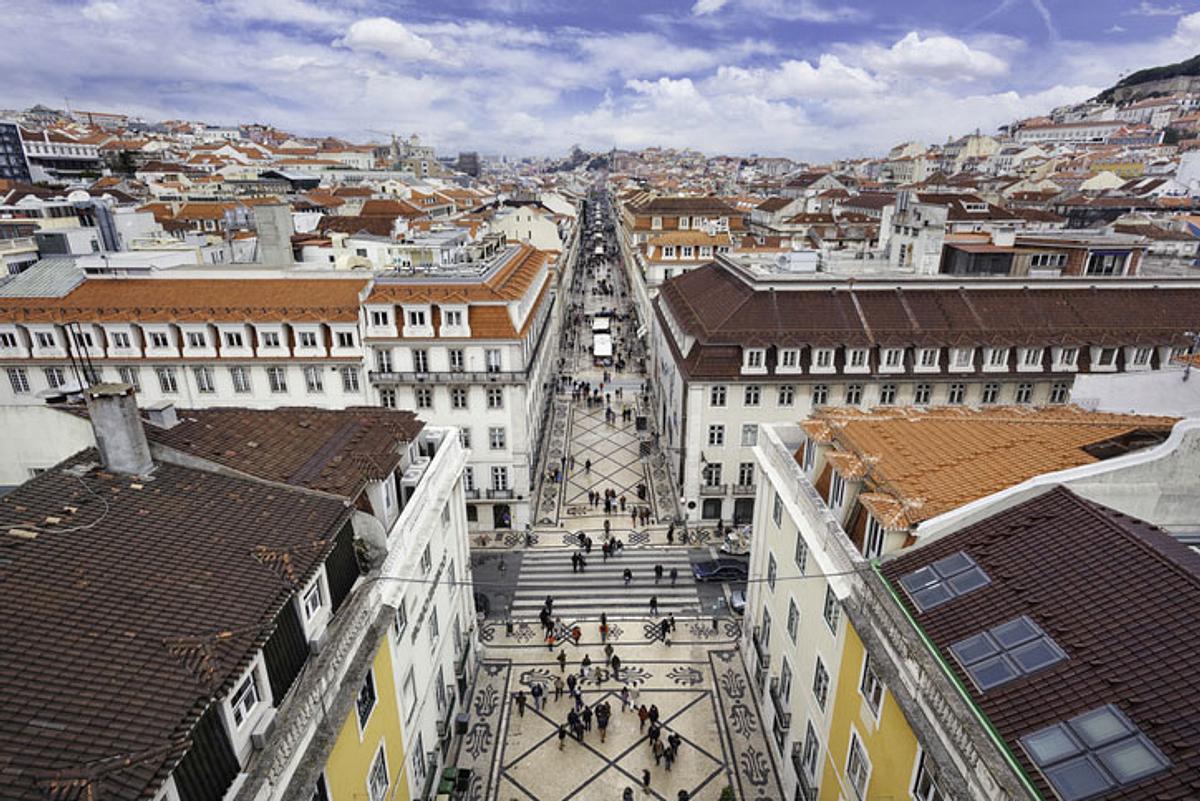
819,621 -> 931,801
323,633 -> 412,801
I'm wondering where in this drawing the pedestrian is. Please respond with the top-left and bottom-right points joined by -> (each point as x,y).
571,553 -> 579,573
669,613 -> 677,634
597,703 -> 610,742
531,682 -> 544,712
678,791 -> 689,801
620,495 -> 627,511
554,674 -> 564,701
567,673 -> 577,693
642,769 -> 652,796
664,742 -> 675,771
648,722 -> 661,745
603,541 -> 610,562
654,564 -> 663,584
649,704 -> 660,725
667,522 -> 675,544
604,519 -> 611,537
631,508 -> 638,527
623,789 -> 634,801
578,555 -> 587,572
604,641 -> 614,663
572,626 -> 582,645
670,566 -> 678,586
558,650 -> 568,672
638,704 -> 649,731
653,738 -> 664,765
582,705 -> 592,731
650,595 -> 659,616
545,595 -> 555,613
620,685 -> 631,711
624,568 -> 633,586
585,458 -> 591,473
515,690 -> 526,718
582,653 -> 592,676
558,723 -> 567,749
660,619 -> 670,641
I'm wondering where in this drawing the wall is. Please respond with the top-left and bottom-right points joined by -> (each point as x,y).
0,404 -> 94,487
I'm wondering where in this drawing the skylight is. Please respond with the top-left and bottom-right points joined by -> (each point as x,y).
949,615 -> 1066,691
1021,705 -> 1170,801
898,551 -> 991,612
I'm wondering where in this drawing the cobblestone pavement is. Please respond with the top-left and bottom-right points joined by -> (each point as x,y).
459,618 -> 784,801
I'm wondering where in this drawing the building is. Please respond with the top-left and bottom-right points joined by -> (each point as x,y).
648,256 -> 1199,525
0,120 -> 32,182
1014,120 -> 1124,144
747,410 -> 1197,801
0,386 -> 474,801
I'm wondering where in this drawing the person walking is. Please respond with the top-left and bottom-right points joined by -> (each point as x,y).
668,613 -> 677,634
514,690 -> 526,718
581,704 -> 593,732
620,685 -> 631,711
649,595 -> 659,616
558,723 -> 567,750
648,722 -> 661,748
624,568 -> 633,587
571,552 -> 579,574
581,653 -> 592,677
554,674 -> 564,702
667,522 -> 675,544
664,741 -> 675,772
649,704 -> 660,726
531,682 -> 544,712
642,769 -> 652,796
612,654 -> 622,678
585,458 -> 591,473
596,702 -> 610,742
652,738 -> 665,765
669,566 -> 678,586
637,704 -> 649,731
567,673 -> 577,694
654,564 -> 663,584
603,519 -> 611,537
623,788 -> 634,801
558,649 -> 568,672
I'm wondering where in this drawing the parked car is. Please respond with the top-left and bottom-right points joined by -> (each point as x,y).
729,589 -> 747,615
692,559 -> 749,582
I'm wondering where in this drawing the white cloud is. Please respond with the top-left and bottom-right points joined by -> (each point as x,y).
578,33 -> 727,77
1125,1 -> 1186,15
687,0 -> 863,23
216,0 -> 348,27
691,0 -> 729,14
81,1 -> 130,22
707,55 -> 883,99
335,17 -> 441,62
859,32 -> 1008,79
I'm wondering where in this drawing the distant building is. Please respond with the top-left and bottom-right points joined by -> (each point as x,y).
0,121 -> 31,182
457,151 -> 480,177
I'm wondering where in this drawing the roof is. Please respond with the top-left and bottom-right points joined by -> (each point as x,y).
803,405 -> 1177,528
880,487 -> 1200,801
755,197 -> 793,212
144,407 -> 423,497
0,277 -> 368,324
365,244 -> 549,305
0,258 -> 84,298
629,196 -> 738,215
0,450 -> 352,801
916,193 -> 1022,222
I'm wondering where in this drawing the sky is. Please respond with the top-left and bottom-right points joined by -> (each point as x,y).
4,0 -> 1200,160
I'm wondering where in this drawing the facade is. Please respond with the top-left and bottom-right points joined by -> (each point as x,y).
649,256 -> 1199,525
0,120 -> 32,182
0,390 -> 473,801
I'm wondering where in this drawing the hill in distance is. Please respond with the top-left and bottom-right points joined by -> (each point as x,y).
1096,53 -> 1200,102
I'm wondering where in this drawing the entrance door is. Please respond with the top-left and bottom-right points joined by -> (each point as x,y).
493,504 -> 512,529
733,498 -> 755,526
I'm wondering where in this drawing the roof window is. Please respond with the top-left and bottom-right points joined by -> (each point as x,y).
950,615 -> 1065,691
898,551 -> 990,611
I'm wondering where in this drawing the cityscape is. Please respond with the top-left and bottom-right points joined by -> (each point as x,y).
2,3 -> 1200,801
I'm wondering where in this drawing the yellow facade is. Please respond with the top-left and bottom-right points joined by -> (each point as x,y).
820,620 -> 921,801
324,633 -> 412,801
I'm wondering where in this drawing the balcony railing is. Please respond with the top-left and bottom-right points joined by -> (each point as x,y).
732,483 -> 757,496
486,488 -> 514,500
791,744 -> 819,801
769,678 -> 792,731
0,237 -> 36,253
699,483 -> 728,496
752,626 -> 770,665
369,369 -> 526,385
463,488 -> 480,499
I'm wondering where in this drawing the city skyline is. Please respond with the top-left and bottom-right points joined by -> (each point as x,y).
6,0 -> 1200,159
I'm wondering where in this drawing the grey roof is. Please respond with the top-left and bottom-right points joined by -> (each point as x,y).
0,258 -> 85,298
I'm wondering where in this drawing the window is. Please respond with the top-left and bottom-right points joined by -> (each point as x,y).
759,608 -> 771,653
663,245 -> 676,258
803,440 -> 815,471
951,615 -> 1066,691
367,745 -> 390,801
709,385 -> 726,406
794,535 -> 807,574
741,424 -> 758,447
303,579 -> 324,621
149,331 -> 170,349
35,332 -> 55,349
767,553 -> 777,591
745,349 -> 764,369
449,348 -> 465,371
370,310 -> 390,327
111,331 -> 131,349
878,384 -> 897,405
409,733 -> 424,784
194,366 -> 216,394
0,332 -> 17,349
848,348 -> 867,368
811,384 -> 828,405
376,349 -> 393,372
489,427 -> 506,449
772,492 -> 783,526
822,585 -> 840,635
462,465 -> 475,491
407,309 -> 427,327
988,347 -> 1009,367
267,366 -> 288,393
830,473 -> 846,508
1021,705 -> 1170,801
1132,346 -> 1152,367
899,551 -> 991,611
380,388 -> 397,408
780,349 -> 799,369
778,385 -> 794,405
230,672 -> 260,727
801,722 -> 821,781
860,656 -> 884,718
119,366 -> 140,390
951,348 -> 972,368
451,387 -> 468,409
1058,347 -> 1079,367
298,331 -> 318,349
702,463 -> 722,487
303,365 -> 324,393
156,367 -> 178,394
743,385 -> 761,406
7,367 -> 30,394
912,752 -> 945,801
415,387 -> 432,408
846,732 -> 870,800
341,367 -> 360,392
429,606 -> 440,641
982,382 -> 1000,404
356,669 -> 378,730
778,659 -> 793,702
336,331 -> 355,348
73,331 -> 95,349
485,349 -> 502,372
786,599 -> 799,642
444,309 -> 463,327
43,367 -> 65,389
1085,252 -> 1127,276
230,366 -> 251,394
413,349 -> 429,373
187,331 -> 206,349
918,348 -> 938,368
864,516 -> 885,559
1015,382 -> 1033,404
814,348 -> 833,369
1050,381 -> 1070,404
420,543 -> 432,573
707,424 -> 725,446
224,331 -> 244,348
1022,347 -> 1043,367
260,331 -> 281,348
914,383 -> 932,404
845,384 -> 863,405
947,383 -> 966,404
486,387 -> 504,409
812,657 -> 829,709
883,348 -> 903,368
310,774 -> 331,801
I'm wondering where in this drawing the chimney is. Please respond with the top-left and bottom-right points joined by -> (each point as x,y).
145,400 -> 179,429
253,202 -> 295,265
84,383 -> 153,476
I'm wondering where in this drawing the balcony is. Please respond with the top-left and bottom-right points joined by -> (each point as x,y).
732,483 -> 756,496
769,678 -> 792,731
791,744 -> 819,801
0,237 -> 36,254
463,488 -> 480,500
699,483 -> 728,497
486,488 -> 514,500
369,369 -> 526,385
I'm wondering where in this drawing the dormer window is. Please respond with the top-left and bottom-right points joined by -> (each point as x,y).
651,216 -> 663,230
149,332 -> 170,349
407,310 -> 426,327
298,331 -> 318,349
336,331 -> 355,348
230,672 -> 260,728
260,331 -> 281,349
679,217 -> 690,230
224,331 -> 244,348
779,348 -> 799,370
1131,347 -> 1152,367
814,348 -> 834,369
1057,347 -> 1079,367
371,310 -> 390,327
918,348 -> 938,368
848,348 -> 867,368
443,309 -> 464,327
663,246 -> 676,258
883,348 -> 903,368
1097,347 -> 1117,367
186,332 -> 206,349
1021,347 -> 1043,367
987,348 -> 1008,367
744,348 -> 765,369
111,332 -> 131,349
951,348 -> 973,368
